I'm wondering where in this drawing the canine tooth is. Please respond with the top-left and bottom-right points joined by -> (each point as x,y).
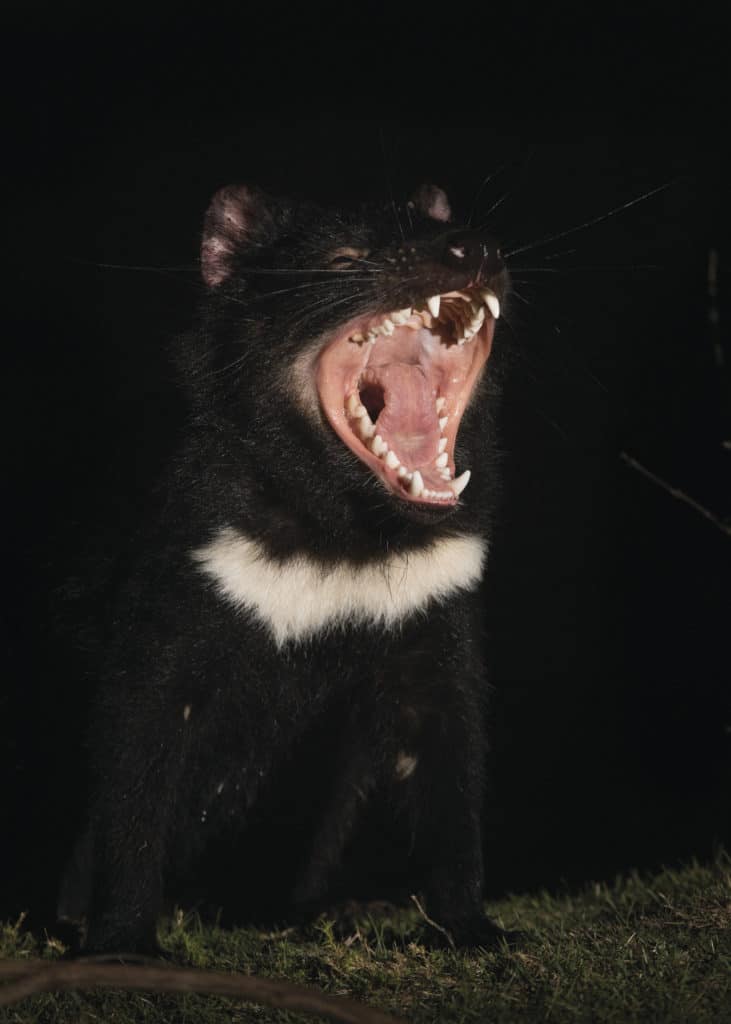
438,415 -> 448,431
385,450 -> 400,469
381,318 -> 395,335
451,469 -> 471,496
438,437 -> 447,453
409,470 -> 424,497
427,295 -> 441,318
435,397 -> 446,412
482,289 -> 501,319
435,452 -> 448,468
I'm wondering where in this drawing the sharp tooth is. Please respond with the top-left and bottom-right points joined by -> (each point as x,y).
370,434 -> 388,456
435,452 -> 448,468
435,397 -> 446,412
470,307 -> 485,331
482,289 -> 501,320
409,470 -> 424,497
347,395 -> 368,419
381,318 -> 395,335
358,417 -> 376,439
427,295 -> 441,318
451,469 -> 471,496
438,416 -> 448,431
385,450 -> 400,469
438,437 -> 447,453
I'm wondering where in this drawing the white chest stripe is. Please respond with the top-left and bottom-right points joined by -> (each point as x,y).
191,527 -> 486,646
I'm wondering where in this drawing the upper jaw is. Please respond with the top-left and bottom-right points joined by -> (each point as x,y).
317,286 -> 500,508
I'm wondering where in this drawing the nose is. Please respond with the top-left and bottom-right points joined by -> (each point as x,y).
441,230 -> 504,281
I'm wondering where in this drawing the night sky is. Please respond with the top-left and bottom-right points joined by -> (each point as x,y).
3,17 -> 729,930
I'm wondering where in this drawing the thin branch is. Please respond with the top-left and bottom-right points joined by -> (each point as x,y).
409,895 -> 456,951
0,958 -> 408,1023
620,452 -> 731,538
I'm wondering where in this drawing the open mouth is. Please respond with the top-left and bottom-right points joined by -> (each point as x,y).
317,288 -> 500,506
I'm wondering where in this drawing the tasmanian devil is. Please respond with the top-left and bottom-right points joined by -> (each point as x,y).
65,180 -> 511,954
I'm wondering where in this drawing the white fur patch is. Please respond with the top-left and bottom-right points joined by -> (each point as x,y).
192,527 -> 486,646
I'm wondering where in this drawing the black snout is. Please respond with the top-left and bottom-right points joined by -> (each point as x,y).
441,230 -> 504,282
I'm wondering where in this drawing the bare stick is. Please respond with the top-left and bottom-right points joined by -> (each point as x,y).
0,958 -> 408,1023
620,452 -> 731,538
409,894 -> 456,951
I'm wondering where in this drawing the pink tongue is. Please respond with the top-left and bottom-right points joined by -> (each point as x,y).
375,363 -> 440,466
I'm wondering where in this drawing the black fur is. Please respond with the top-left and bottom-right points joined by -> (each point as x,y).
64,183 -> 512,953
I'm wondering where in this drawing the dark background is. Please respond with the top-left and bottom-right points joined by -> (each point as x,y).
3,18 -> 729,928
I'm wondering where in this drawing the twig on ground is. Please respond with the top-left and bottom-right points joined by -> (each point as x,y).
408,895 -> 456,951
0,958 -> 408,1023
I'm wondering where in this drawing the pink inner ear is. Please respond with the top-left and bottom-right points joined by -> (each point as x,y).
218,189 -> 251,236
201,184 -> 254,288
201,236 -> 235,287
426,189 -> 451,223
411,184 -> 452,224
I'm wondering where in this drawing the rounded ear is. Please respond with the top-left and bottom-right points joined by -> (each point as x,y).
408,184 -> 452,223
201,184 -> 279,287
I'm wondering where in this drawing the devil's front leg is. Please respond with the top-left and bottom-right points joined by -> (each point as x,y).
392,616 -> 518,949
83,684 -> 190,956
292,701 -> 380,913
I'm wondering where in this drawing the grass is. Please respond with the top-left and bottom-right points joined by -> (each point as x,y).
1,852 -> 730,1023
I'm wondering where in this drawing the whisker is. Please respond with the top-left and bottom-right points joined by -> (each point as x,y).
240,266 -> 385,277
504,180 -> 677,258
